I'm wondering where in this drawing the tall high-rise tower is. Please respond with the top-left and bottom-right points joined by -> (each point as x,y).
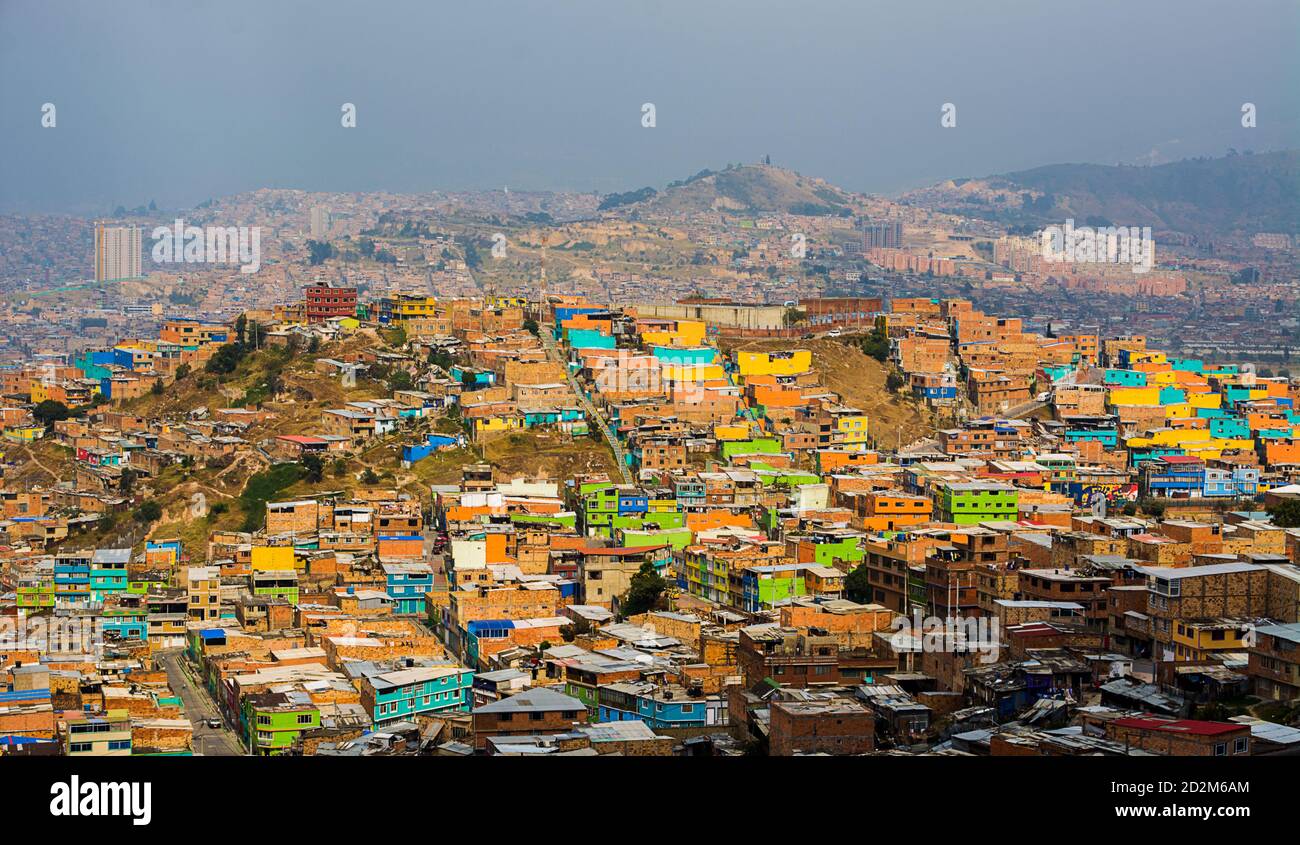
93,223 -> 143,282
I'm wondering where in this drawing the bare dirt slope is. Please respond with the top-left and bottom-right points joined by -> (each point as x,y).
724,337 -> 936,449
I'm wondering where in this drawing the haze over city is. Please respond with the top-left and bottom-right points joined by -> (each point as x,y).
2,0 -> 1298,214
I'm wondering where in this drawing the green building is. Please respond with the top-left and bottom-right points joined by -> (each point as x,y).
244,693 -> 320,756
720,438 -> 782,461
251,570 -> 299,604
619,526 -> 693,552
936,482 -> 1019,524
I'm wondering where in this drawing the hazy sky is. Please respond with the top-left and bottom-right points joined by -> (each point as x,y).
2,0 -> 1297,214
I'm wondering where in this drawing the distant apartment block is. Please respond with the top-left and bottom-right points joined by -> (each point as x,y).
864,221 -> 903,250
310,206 -> 332,239
94,223 -> 142,282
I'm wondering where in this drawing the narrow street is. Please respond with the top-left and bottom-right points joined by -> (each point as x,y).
156,649 -> 245,756
541,325 -> 633,483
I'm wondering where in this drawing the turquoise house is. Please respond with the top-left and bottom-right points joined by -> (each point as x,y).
651,346 -> 716,365
567,328 -> 616,350
1103,369 -> 1146,386
364,665 -> 474,727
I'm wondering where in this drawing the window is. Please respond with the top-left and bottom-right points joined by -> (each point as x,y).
296,713 -> 313,725
1234,737 -> 1248,754
257,714 -> 272,726
1213,742 -> 1227,756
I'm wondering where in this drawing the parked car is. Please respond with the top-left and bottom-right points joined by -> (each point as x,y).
827,328 -> 842,338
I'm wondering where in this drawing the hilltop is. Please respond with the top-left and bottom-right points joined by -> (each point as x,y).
901,149 -> 1300,236
601,163 -> 860,218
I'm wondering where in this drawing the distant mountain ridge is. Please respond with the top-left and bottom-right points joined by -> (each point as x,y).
901,150 -> 1300,236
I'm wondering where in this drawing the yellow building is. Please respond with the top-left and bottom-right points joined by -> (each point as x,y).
1170,619 -> 1254,661
642,320 -> 707,348
473,414 -> 524,438
734,349 -> 813,379
661,363 -> 726,383
830,412 -> 870,446
391,296 -> 440,320
714,423 -> 755,441
1108,386 -> 1159,407
251,545 -> 296,571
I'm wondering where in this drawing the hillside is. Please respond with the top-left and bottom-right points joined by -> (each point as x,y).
721,336 -> 938,449
605,163 -> 859,218
901,150 -> 1300,236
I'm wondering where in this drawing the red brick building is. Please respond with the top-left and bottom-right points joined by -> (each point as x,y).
304,284 -> 357,323
769,695 -> 875,756
1105,716 -> 1251,756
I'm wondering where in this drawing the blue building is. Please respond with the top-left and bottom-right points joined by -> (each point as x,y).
596,681 -> 728,729
617,492 -> 649,515
1103,368 -> 1147,386
1203,465 -> 1259,497
382,560 -> 433,615
1064,427 -> 1118,448
401,433 -> 462,464
53,552 -> 92,606
1139,455 -> 1205,498
673,478 -> 705,507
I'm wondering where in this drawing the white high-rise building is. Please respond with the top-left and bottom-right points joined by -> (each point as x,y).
310,206 -> 332,239
94,223 -> 143,282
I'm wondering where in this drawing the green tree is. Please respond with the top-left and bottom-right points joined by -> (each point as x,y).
175,363 -> 192,380
306,239 -> 335,265
301,452 -> 325,483
620,562 -> 668,617
361,468 -> 379,485
238,463 -> 306,532
205,343 -> 244,374
33,399 -> 71,427
134,500 -> 162,523
389,369 -> 413,392
1268,499 -> 1300,527
844,563 -> 872,602
860,326 -> 890,362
